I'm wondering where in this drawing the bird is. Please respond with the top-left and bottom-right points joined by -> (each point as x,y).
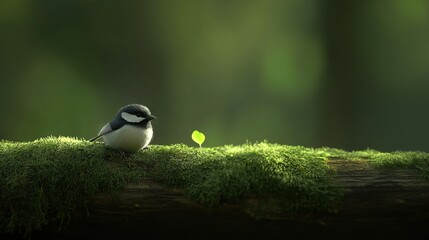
89,104 -> 156,152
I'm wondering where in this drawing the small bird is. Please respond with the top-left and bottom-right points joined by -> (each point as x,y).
89,104 -> 156,152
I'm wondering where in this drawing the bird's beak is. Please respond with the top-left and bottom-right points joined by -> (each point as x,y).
148,115 -> 156,120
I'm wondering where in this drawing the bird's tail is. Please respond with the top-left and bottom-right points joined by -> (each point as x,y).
88,135 -> 102,142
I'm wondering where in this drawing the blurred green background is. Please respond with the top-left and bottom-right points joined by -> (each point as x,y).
1,0 -> 429,151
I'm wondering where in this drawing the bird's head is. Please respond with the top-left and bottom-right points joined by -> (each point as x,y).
118,104 -> 156,124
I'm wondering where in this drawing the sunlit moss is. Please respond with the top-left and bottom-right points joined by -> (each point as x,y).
1,137 -> 429,236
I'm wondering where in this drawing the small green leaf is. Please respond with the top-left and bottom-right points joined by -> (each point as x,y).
191,130 -> 206,147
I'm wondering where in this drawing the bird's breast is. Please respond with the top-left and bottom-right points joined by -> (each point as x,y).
102,125 -> 153,152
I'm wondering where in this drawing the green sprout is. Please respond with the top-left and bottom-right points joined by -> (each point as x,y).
191,130 -> 206,147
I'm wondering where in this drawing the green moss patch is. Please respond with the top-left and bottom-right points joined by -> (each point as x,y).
321,147 -> 429,176
1,137 -> 429,235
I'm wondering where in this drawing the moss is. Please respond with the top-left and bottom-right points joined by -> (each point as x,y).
1,137 -> 429,235
0,137 -> 126,236
322,147 -> 429,175
137,143 -> 340,211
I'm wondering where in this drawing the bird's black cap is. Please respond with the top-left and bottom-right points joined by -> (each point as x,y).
118,104 -> 155,119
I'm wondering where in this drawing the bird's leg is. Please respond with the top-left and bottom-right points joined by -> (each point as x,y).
119,150 -> 133,159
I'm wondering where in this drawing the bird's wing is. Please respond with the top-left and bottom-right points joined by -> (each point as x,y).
89,123 -> 113,142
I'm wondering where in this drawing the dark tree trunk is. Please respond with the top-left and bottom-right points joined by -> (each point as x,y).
321,0 -> 372,150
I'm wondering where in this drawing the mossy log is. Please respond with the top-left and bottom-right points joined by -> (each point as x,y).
93,161 -> 429,219
2,137 -> 429,238
58,159 -> 429,239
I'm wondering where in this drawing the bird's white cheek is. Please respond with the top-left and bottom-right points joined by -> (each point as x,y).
121,112 -> 145,123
